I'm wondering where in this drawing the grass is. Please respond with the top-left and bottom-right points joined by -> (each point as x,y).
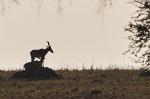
0,67 -> 150,99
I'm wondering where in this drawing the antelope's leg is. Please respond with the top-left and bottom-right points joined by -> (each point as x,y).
40,57 -> 45,67
31,56 -> 35,62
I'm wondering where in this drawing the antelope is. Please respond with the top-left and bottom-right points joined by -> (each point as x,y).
30,41 -> 54,63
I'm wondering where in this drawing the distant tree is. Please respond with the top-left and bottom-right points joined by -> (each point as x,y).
125,0 -> 150,66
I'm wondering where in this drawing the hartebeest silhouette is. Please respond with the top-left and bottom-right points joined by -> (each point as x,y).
30,41 -> 54,63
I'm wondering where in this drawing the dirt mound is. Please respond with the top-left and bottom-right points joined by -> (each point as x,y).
12,61 -> 60,79
12,67 -> 60,79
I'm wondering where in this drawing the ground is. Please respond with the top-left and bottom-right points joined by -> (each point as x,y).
0,68 -> 150,99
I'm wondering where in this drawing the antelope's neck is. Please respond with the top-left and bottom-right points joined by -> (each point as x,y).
45,48 -> 49,54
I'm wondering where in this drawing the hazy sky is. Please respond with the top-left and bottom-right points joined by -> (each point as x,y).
0,0 -> 137,70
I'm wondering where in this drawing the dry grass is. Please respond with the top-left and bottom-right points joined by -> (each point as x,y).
0,67 -> 150,99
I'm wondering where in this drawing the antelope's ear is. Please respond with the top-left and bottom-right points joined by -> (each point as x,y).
46,46 -> 49,48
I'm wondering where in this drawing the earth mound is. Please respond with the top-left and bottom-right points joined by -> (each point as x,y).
12,61 -> 60,79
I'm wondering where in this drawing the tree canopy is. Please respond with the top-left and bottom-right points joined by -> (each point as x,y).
125,0 -> 150,66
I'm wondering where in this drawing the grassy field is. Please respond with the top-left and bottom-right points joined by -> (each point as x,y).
0,68 -> 150,99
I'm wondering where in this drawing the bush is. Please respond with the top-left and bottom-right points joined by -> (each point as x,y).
139,67 -> 150,77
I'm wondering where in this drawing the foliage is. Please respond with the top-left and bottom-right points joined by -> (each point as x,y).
125,0 -> 150,66
139,66 -> 150,77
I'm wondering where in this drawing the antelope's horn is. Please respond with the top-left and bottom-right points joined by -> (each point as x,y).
46,41 -> 50,47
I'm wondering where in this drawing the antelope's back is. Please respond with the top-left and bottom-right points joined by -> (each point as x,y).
30,49 -> 45,56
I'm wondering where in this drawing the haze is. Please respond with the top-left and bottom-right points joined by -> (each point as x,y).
0,0 -> 136,70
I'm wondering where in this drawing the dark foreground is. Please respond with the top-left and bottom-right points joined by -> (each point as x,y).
0,69 -> 150,99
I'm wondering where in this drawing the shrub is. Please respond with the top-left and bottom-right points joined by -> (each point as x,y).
139,67 -> 150,77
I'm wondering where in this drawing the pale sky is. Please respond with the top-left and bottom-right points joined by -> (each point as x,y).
0,0 -> 137,70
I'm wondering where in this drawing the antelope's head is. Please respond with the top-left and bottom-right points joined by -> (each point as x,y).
46,41 -> 54,53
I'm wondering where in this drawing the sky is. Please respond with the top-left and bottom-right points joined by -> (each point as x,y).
0,0 -> 137,70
